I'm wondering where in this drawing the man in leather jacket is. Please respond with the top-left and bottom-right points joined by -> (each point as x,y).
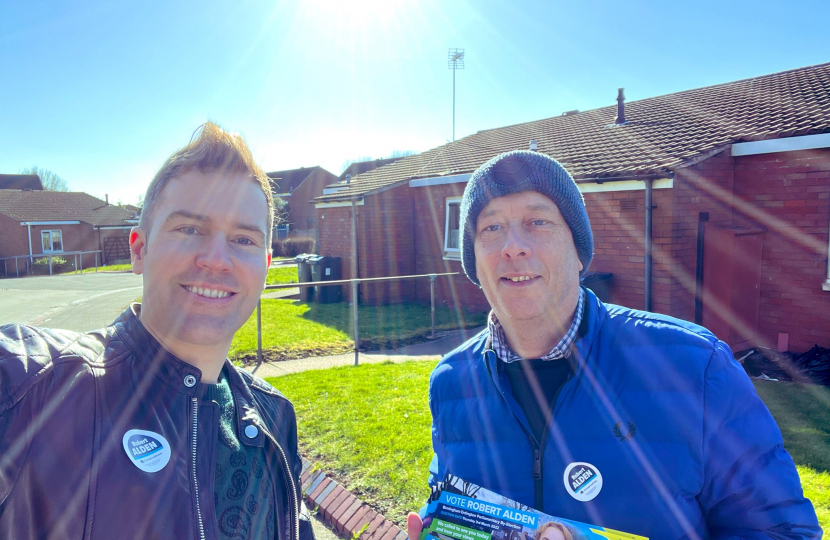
0,122 -> 316,540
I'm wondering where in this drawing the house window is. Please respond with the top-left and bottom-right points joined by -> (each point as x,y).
444,198 -> 462,253
41,230 -> 63,253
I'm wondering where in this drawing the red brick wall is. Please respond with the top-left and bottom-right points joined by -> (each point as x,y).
317,205 -> 355,300
0,213 -> 30,259
0,220 -> 115,273
583,187 -> 673,312
356,186 -> 416,304
284,168 -> 337,241
667,151 -> 736,321
585,152 -> 735,320
317,185 -> 416,305
411,183 -> 490,314
29,223 -> 105,268
733,149 -> 830,352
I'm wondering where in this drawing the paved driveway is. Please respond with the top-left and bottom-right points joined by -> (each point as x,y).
0,272 -> 143,331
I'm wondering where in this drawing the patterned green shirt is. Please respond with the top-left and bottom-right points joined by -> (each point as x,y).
201,370 -> 276,540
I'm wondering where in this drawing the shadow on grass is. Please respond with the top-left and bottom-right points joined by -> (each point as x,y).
299,300 -> 487,350
754,380 -> 830,473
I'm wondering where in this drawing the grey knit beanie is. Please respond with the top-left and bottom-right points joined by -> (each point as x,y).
460,150 -> 593,286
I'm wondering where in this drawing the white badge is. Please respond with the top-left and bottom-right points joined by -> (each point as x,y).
563,462 -> 603,502
122,429 -> 171,473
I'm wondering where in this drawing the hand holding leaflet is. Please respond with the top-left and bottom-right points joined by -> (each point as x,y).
416,475 -> 646,540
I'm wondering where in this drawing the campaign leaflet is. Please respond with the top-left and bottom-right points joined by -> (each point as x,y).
419,475 -> 646,540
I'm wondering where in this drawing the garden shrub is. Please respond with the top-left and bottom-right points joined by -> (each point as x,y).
31,256 -> 73,275
272,237 -> 315,258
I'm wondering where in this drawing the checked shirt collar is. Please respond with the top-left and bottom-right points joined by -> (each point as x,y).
488,287 -> 585,363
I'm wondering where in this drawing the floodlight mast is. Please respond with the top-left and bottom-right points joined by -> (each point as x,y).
448,48 -> 465,141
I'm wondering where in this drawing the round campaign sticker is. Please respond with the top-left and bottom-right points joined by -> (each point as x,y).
563,462 -> 603,502
122,429 -> 171,473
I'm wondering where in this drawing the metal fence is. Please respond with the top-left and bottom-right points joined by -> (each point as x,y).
255,271 -> 460,366
0,250 -> 104,278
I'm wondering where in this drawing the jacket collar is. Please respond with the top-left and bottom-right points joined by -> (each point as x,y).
482,287 -> 607,394
112,304 -> 204,396
480,287 -> 608,443
113,304 -> 268,448
224,360 -> 266,448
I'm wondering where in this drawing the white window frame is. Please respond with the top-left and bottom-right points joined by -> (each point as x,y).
41,229 -> 63,253
444,197 -> 462,258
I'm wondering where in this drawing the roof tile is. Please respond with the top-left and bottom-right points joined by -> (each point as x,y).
0,190 -> 138,226
316,62 -> 830,201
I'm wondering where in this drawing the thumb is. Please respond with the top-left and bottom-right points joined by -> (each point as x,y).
406,512 -> 423,540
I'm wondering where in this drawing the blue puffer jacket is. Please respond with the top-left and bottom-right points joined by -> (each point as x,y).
428,288 -> 820,539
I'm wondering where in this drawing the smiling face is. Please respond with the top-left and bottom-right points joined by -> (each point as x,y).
474,190 -> 583,328
131,168 -> 271,352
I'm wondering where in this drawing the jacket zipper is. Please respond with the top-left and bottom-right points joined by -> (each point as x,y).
485,349 -> 575,511
485,350 -> 546,509
532,447 -> 543,508
192,397 -> 206,540
258,419 -> 299,540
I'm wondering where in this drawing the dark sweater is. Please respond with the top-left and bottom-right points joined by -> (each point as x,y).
201,371 -> 277,540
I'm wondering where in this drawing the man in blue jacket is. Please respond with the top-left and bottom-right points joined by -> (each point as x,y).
407,151 -> 820,539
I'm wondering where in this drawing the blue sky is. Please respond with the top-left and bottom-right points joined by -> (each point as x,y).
1,0 -> 828,205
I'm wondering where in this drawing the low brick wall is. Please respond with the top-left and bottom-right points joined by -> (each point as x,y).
301,458 -> 407,540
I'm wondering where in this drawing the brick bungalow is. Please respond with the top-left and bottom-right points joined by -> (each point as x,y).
267,166 -> 338,243
314,62 -> 830,353
0,190 -> 139,272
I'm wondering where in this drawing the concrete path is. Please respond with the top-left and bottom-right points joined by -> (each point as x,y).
0,272 -> 143,331
250,325 -> 485,379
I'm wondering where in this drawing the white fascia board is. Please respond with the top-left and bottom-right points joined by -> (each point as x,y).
577,178 -> 673,193
409,174 -> 672,192
20,221 -> 81,225
731,133 -> 830,157
95,226 -> 134,230
315,199 -> 365,208
409,174 -> 471,187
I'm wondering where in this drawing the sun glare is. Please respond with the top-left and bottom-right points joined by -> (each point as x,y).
301,0 -> 403,26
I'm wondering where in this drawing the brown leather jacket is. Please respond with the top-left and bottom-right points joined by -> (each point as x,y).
0,305 -> 314,540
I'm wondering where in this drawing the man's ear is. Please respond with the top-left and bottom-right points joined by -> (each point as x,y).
130,227 -> 147,275
267,253 -> 272,268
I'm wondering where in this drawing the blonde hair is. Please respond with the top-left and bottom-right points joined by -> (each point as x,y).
535,521 -> 573,540
139,122 -> 273,244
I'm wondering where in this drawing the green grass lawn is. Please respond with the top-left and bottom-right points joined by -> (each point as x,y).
755,380 -> 830,526
270,361 -> 435,525
230,300 -> 352,361
32,262 -> 133,276
267,266 -> 298,285
230,299 -> 487,361
81,263 -> 133,273
269,366 -> 830,530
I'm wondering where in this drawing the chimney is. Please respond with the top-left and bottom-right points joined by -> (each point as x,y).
345,174 -> 351,184
105,194 -> 109,206
529,140 -> 538,151
615,88 -> 626,124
